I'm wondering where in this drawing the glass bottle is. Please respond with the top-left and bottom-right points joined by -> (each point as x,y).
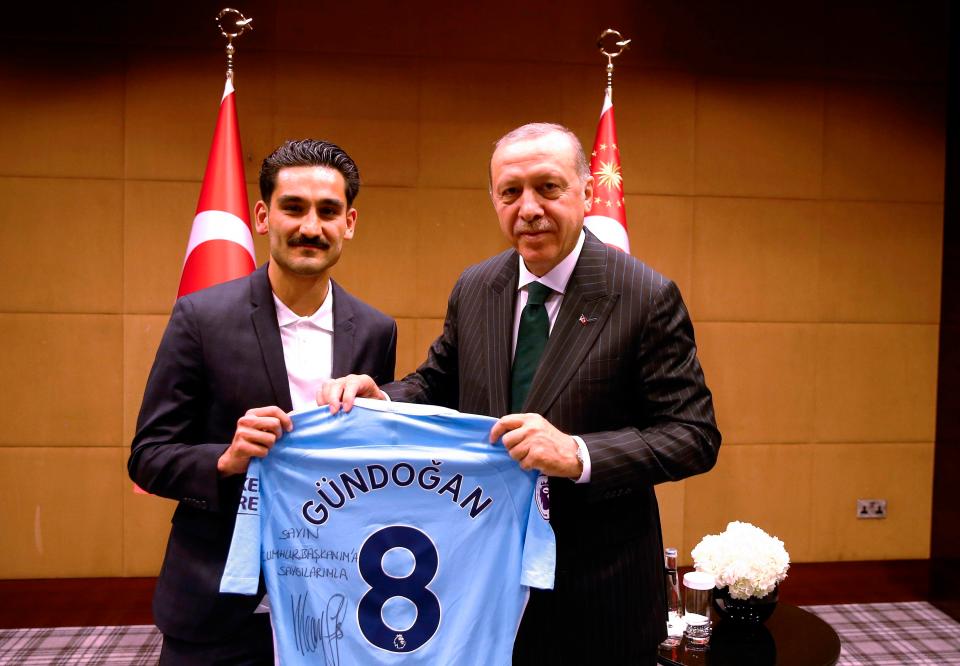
659,547 -> 684,647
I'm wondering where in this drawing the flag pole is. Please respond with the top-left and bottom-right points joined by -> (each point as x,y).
584,29 -> 632,254
217,7 -> 254,82
597,28 -> 630,100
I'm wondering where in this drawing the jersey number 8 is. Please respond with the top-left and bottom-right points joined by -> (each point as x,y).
358,525 -> 441,652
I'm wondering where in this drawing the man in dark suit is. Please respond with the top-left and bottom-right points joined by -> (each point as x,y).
129,139 -> 397,665
322,123 -> 720,664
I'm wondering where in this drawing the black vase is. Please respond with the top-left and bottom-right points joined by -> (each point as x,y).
713,585 -> 779,624
711,621 -> 777,665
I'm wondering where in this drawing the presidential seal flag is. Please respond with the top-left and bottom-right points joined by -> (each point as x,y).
583,87 -> 630,253
177,75 -> 256,297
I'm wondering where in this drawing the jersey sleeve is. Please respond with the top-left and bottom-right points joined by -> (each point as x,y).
520,474 -> 556,590
219,459 -> 263,595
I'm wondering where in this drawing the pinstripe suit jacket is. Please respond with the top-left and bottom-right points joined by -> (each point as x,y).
383,229 -> 720,657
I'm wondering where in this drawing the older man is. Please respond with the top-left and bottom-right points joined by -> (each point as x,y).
323,123 -> 720,664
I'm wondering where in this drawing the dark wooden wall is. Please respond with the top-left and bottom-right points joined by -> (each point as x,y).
931,2 -> 960,623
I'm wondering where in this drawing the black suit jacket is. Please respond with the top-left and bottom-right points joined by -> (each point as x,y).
383,230 -> 720,659
128,264 -> 397,643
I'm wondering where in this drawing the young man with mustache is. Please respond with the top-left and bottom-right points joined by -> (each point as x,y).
129,139 -> 397,664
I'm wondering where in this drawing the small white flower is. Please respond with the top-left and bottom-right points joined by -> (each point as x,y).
691,521 -> 790,600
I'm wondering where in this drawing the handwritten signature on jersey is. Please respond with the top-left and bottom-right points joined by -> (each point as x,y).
291,591 -> 347,665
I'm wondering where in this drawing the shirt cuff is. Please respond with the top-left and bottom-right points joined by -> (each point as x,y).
572,436 -> 591,484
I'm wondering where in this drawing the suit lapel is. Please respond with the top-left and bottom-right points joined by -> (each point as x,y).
330,280 -> 357,379
249,264 -> 294,412
524,233 -> 618,414
485,254 -> 518,417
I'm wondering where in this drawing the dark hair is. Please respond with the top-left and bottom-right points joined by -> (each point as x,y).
259,139 -> 361,206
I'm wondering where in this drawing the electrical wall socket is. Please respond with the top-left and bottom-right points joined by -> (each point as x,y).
856,499 -> 887,519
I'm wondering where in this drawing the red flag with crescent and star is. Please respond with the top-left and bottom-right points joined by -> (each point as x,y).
177,76 -> 256,297
584,88 -> 630,253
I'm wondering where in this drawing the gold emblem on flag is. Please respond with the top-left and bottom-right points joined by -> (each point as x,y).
593,161 -> 623,191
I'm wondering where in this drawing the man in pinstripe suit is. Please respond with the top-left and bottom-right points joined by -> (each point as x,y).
322,123 -> 720,664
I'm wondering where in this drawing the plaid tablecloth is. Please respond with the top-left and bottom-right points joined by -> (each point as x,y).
1,601 -> 958,664
0,625 -> 160,665
804,601 -> 960,665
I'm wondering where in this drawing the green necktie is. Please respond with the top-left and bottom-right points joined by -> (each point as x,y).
511,281 -> 553,412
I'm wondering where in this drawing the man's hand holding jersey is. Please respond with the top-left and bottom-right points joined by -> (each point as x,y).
317,374 -> 390,414
318,375 -> 583,480
217,406 -> 293,477
489,413 -> 582,479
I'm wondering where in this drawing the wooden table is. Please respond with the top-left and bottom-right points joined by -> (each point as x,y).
658,603 -> 841,666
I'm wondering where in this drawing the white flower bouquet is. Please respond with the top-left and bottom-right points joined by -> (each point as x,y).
690,521 -> 790,600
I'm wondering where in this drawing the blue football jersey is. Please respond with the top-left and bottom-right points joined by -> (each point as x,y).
221,399 -> 556,665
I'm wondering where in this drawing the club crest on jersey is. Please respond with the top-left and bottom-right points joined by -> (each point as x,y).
394,634 -> 407,650
535,474 -> 550,520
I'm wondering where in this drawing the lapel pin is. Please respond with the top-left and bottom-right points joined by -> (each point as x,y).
579,314 -> 598,326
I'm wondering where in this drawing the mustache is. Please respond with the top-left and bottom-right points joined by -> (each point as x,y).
288,234 -> 331,250
513,220 -> 553,234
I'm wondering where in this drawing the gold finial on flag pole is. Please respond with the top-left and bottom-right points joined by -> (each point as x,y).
597,29 -> 631,91
217,8 -> 253,81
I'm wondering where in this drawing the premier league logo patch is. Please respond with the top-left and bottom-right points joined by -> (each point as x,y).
535,474 -> 550,520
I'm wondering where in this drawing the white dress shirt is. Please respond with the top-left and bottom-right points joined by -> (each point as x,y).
272,283 -> 334,412
512,230 -> 592,484
257,284 -> 335,615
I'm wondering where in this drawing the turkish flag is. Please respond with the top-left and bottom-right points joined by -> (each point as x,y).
177,76 -> 256,297
135,77 -> 256,495
584,88 -> 630,253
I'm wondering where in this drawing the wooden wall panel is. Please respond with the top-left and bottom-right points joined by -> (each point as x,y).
0,447 -> 124,578
815,324 -> 939,443
0,315 -> 122,447
0,0 -> 946,577
931,0 -> 960,619
624,195 -> 694,297
0,178 -> 123,314
124,50 -> 275,184
123,181 -> 203,314
694,78 -> 824,198
811,443 -> 935,561
819,202 -> 943,323
683,444 -> 814,564
691,198 -> 821,322
273,54 -> 419,189
0,46 -> 124,179
823,83 -> 946,202
122,315 -> 169,446
333,188 -> 421,318
122,492 -> 175,577
413,189 -> 511,318
697,323 -> 817,445
655,481 -> 686,562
